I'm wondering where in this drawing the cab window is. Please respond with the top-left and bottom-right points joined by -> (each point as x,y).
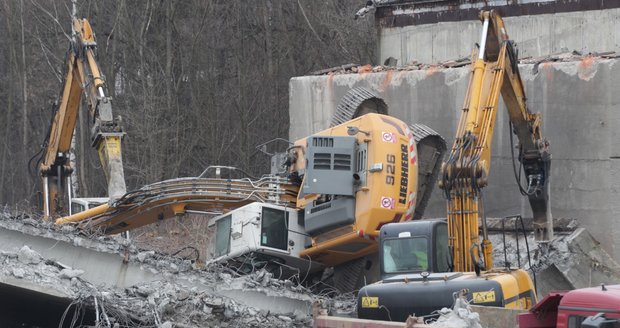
214,215 -> 231,257
71,203 -> 86,215
434,223 -> 450,272
383,237 -> 428,273
570,315 -> 620,328
260,207 -> 287,251
88,202 -> 103,209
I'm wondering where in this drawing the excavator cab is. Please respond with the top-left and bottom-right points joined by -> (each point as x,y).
207,202 -> 323,278
379,220 -> 450,280
359,220 -> 536,321
358,11 -> 545,320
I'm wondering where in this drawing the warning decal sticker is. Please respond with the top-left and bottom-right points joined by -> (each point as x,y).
381,132 -> 397,143
381,197 -> 394,209
473,291 -> 496,303
361,297 -> 379,308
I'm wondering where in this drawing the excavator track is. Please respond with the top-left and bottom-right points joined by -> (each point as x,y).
330,87 -> 388,127
409,123 -> 447,221
332,257 -> 366,294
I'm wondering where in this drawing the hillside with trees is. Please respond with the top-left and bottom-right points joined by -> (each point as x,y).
0,0 -> 375,207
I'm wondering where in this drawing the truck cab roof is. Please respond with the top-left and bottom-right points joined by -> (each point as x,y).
560,284 -> 620,313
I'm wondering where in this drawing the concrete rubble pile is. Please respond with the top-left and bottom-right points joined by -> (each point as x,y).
486,218 -> 620,296
3,208 -> 620,327
0,209 -> 355,327
427,296 -> 483,328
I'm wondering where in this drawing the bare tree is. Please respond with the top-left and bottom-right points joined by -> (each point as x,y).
0,0 -> 376,207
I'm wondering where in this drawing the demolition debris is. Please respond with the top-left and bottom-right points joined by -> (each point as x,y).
0,209 -> 355,327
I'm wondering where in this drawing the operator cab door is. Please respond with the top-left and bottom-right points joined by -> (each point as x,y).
260,207 -> 288,251
433,222 -> 450,272
212,205 -> 290,259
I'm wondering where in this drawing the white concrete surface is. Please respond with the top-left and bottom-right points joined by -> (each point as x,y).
378,9 -> 620,64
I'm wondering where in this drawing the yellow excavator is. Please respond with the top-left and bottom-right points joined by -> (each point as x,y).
38,17 -> 126,219
44,15 -> 447,292
56,89 -> 446,292
357,10 -> 552,321
440,9 -> 552,272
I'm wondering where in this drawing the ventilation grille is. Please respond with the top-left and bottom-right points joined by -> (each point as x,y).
356,149 -> 366,172
303,135 -> 356,196
310,202 -> 332,214
334,154 -> 351,171
314,153 -> 331,170
312,137 -> 334,148
313,153 -> 352,170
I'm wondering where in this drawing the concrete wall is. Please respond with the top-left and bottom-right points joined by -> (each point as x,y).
288,58 -> 620,261
377,9 -> 620,64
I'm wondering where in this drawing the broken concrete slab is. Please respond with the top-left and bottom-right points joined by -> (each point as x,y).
17,245 -> 42,264
484,217 -> 578,232
536,264 -> 575,293
488,226 -> 620,298
469,305 -> 524,328
535,228 -> 620,296
0,218 -> 159,289
0,210 -> 348,327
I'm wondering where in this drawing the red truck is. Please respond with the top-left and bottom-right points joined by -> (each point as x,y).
518,284 -> 620,328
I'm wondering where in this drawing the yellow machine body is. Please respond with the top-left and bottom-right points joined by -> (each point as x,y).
291,113 -> 418,267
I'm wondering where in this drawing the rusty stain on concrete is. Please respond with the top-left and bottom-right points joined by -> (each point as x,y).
578,56 -> 598,81
380,70 -> 394,92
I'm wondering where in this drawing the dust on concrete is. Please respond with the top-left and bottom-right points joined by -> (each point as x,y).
0,209 -> 355,327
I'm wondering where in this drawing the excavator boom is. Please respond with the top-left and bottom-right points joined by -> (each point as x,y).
59,173 -> 298,234
358,11 -> 546,322
39,18 -> 126,218
483,12 -> 552,242
440,10 -> 552,273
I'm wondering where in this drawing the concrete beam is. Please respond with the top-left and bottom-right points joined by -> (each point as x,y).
376,8 -> 620,64
0,224 -> 158,289
0,221 -> 315,319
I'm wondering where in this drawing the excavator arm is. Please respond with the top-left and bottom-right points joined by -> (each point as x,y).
40,18 -> 126,218
439,10 -> 552,273
486,12 -> 553,243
